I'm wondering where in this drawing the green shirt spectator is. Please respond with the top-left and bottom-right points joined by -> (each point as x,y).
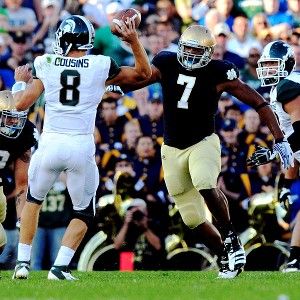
93,25 -> 133,66
234,0 -> 264,19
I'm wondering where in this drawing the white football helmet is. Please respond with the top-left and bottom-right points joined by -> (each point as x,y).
256,41 -> 295,87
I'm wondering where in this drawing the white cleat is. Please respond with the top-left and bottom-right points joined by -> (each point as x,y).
12,261 -> 30,279
48,265 -> 78,280
218,267 -> 243,279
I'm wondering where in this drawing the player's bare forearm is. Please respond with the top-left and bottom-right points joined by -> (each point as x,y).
14,151 -> 31,219
107,41 -> 152,88
14,80 -> 44,111
14,66 -> 44,111
107,19 -> 151,86
118,65 -> 160,92
221,79 -> 284,141
284,159 -> 299,180
14,88 -> 37,111
130,38 -> 152,80
256,105 -> 284,141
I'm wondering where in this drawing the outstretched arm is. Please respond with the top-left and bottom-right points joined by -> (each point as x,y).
106,18 -> 152,87
116,65 -> 161,92
218,79 -> 284,141
224,79 -> 293,169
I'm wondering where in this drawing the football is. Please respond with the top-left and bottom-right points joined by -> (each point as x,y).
111,8 -> 142,37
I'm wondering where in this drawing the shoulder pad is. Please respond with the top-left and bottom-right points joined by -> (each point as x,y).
277,77 -> 300,104
210,60 -> 239,84
152,51 -> 175,71
33,54 -> 53,80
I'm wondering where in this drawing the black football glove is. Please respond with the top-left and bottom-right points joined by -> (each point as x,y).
247,146 -> 277,167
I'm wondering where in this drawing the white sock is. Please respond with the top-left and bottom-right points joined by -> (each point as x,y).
54,246 -> 75,266
17,243 -> 32,262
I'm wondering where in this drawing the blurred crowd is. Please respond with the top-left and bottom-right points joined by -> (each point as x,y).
1,0 -> 300,270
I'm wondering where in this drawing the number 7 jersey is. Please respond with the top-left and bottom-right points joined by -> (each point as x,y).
152,51 -> 239,149
33,53 -> 113,135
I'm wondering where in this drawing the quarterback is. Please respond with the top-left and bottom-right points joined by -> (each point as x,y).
121,25 -> 293,278
12,15 -> 151,280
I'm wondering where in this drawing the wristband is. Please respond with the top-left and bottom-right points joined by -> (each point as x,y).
11,81 -> 26,94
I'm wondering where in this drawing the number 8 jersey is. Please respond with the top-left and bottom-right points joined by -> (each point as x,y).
152,51 -> 239,149
33,54 -> 116,135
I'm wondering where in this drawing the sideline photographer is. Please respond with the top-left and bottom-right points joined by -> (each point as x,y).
113,199 -> 166,270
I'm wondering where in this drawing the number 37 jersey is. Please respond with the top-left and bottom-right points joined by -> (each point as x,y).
152,51 -> 239,149
33,54 -> 112,135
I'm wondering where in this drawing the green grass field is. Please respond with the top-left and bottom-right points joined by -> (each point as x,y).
0,271 -> 299,300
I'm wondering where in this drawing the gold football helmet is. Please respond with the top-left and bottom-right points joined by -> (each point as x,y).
177,25 -> 216,70
0,90 -> 27,138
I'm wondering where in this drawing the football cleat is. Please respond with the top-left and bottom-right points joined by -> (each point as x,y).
12,261 -> 30,279
224,232 -> 246,271
217,254 -> 243,279
48,265 -> 78,280
282,259 -> 300,273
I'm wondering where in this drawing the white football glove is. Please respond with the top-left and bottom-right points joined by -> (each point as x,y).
106,85 -> 124,96
279,187 -> 292,210
273,139 -> 294,170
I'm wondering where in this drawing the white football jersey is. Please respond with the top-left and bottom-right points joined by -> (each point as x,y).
33,53 -> 112,134
269,72 -> 300,139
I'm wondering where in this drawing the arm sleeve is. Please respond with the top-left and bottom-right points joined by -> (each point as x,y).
21,121 -> 38,152
107,58 -> 121,80
31,62 -> 38,79
277,79 -> 300,104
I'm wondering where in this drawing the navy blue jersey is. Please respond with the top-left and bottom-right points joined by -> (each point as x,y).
152,51 -> 239,149
0,120 -> 37,174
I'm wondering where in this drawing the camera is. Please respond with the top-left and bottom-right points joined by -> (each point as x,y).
132,210 -> 145,221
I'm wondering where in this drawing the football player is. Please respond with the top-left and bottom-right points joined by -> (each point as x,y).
120,25 -> 293,278
0,90 -> 37,256
247,40 -> 300,272
11,15 -> 151,280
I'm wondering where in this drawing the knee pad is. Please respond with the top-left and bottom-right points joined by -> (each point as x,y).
0,223 -> 7,250
73,197 -> 95,226
0,186 -> 7,223
173,189 -> 206,229
27,187 -> 44,205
